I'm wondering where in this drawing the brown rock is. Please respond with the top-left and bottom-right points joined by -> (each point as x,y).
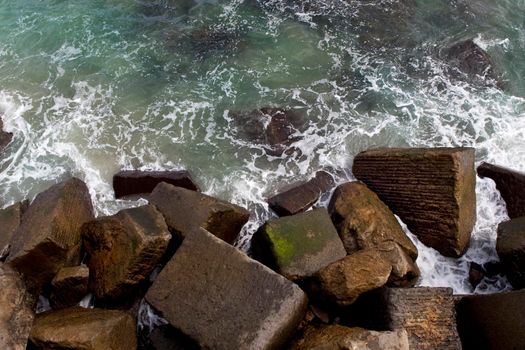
456,289 -> 525,350
0,263 -> 34,350
0,201 -> 29,261
468,262 -> 485,289
252,208 -> 347,282
49,266 -> 89,309
6,178 -> 94,294
376,242 -> 420,287
145,228 -> 308,350
82,204 -> 171,302
0,118 -> 13,152
353,147 -> 476,258
268,171 -> 335,216
113,170 -> 199,199
496,216 -> 525,289
477,162 -> 525,219
29,307 -> 136,350
328,181 -> 418,259
149,182 -> 250,244
311,249 -> 392,307
290,324 -> 409,350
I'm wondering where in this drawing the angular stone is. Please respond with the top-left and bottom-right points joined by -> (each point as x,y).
149,182 -> 250,244
145,228 -> 308,350
82,204 -> 171,302
353,147 -> 476,258
29,307 -> 136,350
268,171 -> 335,216
496,216 -> 525,289
456,289 -> 525,350
0,264 -> 34,350
148,325 -> 199,350
0,118 -> 13,152
376,242 -> 420,287
346,287 -> 462,350
477,162 -> 525,219
0,201 -> 29,261
49,265 -> 89,309
328,181 -> 418,259
291,325 -> 409,350
113,170 -> 199,199
7,178 -> 94,294
310,249 -> 392,307
252,208 -> 347,282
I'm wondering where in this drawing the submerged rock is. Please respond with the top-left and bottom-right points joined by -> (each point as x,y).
29,307 -> 136,350
0,200 -> 29,261
149,182 -> 250,244
6,178 -> 94,294
496,216 -> 525,289
290,324 -> 409,350
252,208 -> 347,282
0,263 -> 34,350
353,147 -> 476,258
267,171 -> 335,216
0,118 -> 13,152
49,265 -> 89,309
145,228 -> 308,350
477,162 -> 525,219
82,204 -> 171,303
113,170 -> 199,199
328,181 -> 418,260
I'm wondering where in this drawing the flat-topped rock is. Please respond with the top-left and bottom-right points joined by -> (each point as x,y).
145,228 -> 308,350
0,263 -> 34,350
353,147 -> 476,258
82,204 -> 171,303
149,182 -> 250,244
477,162 -> 525,219
496,216 -> 525,289
328,181 -> 417,259
29,307 -> 136,350
252,208 -> 346,282
113,170 -> 199,199
267,171 -> 335,216
0,201 -> 28,261
7,178 -> 94,294
49,265 -> 89,309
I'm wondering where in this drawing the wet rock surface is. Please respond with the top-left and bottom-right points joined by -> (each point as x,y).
145,228 -> 308,350
113,170 -> 199,199
29,307 -> 137,350
267,171 -> 335,216
82,204 -> 171,303
328,181 -> 417,259
149,182 -> 250,244
496,216 -> 525,289
0,118 -> 13,152
353,147 -> 476,258
252,208 -> 347,282
0,263 -> 34,350
6,178 -> 94,294
477,162 -> 525,219
468,262 -> 485,290
49,265 -> 89,309
0,200 -> 28,261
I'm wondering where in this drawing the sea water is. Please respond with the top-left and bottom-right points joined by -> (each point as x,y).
1,0 -> 524,294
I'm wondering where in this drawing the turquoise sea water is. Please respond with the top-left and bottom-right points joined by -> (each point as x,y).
1,0 -> 524,293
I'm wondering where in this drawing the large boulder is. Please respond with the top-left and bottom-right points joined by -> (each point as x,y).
310,249 -> 392,307
49,265 -> 89,309
145,228 -> 308,350
0,118 -> 13,152
29,307 -> 136,350
496,216 -> 525,289
252,208 -> 347,282
0,264 -> 34,350
6,178 -> 94,294
353,147 -> 476,258
290,324 -> 409,350
376,242 -> 420,287
0,200 -> 28,261
82,204 -> 171,303
456,289 -> 525,350
345,287 -> 462,350
477,162 -> 525,219
267,171 -> 335,216
328,181 -> 417,259
149,182 -> 250,244
113,170 -> 199,199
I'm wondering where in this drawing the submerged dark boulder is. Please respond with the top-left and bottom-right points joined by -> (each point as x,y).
496,216 -> 525,289
0,118 -> 13,152
113,170 -> 199,199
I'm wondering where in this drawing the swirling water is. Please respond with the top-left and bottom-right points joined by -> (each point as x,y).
0,0 -> 524,294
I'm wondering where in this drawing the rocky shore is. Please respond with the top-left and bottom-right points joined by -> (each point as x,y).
1,145 -> 525,350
